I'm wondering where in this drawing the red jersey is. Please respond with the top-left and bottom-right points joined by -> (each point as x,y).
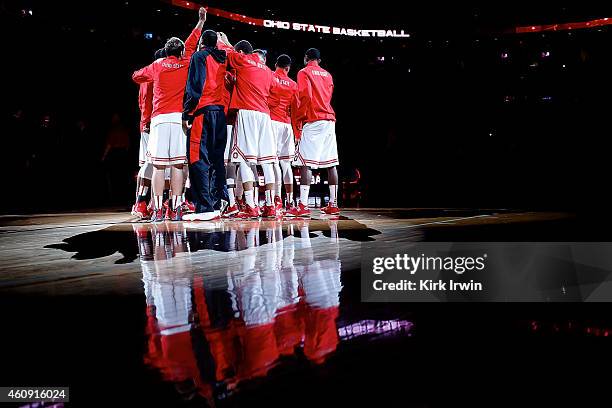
217,41 -> 235,115
132,28 -> 202,119
296,60 -> 336,124
138,82 -> 153,132
268,68 -> 298,124
227,51 -> 274,114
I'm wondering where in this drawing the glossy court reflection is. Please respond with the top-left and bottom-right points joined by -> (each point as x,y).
131,219 -> 410,404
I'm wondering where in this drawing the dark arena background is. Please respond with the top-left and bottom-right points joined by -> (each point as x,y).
1,1 -> 612,407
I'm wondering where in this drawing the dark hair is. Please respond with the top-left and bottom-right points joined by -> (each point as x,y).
234,40 -> 253,54
276,54 -> 292,68
154,48 -> 166,60
305,48 -> 321,61
200,29 -> 217,48
164,37 -> 184,58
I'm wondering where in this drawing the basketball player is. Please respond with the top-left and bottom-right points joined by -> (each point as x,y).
290,48 -> 340,217
132,48 -> 167,220
181,29 -> 228,221
268,54 -> 298,214
217,38 -> 241,218
132,7 -> 206,222
217,32 -> 279,219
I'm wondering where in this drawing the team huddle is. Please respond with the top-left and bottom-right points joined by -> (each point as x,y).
131,7 -> 340,222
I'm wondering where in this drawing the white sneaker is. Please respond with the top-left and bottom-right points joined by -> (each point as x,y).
182,210 -> 220,221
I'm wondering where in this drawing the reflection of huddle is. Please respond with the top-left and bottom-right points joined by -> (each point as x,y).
134,220 -> 342,401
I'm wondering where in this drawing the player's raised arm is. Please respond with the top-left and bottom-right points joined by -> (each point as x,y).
132,63 -> 155,84
184,7 -> 207,58
217,32 -> 233,49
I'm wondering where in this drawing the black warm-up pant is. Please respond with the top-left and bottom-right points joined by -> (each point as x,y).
187,106 -> 228,213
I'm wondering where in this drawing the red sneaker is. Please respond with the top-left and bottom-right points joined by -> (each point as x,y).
236,197 -> 246,212
285,202 -> 311,218
235,204 -> 260,219
150,209 -> 165,223
164,207 -> 172,220
262,204 -> 278,218
320,204 -> 340,215
274,196 -> 283,212
222,204 -> 239,218
169,206 -> 183,221
131,201 -> 150,219
182,200 -> 196,213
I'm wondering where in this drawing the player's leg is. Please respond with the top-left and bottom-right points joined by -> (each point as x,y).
231,110 -> 261,218
183,113 -> 220,221
182,166 -> 195,213
300,165 -> 312,207
270,120 -> 284,212
224,163 -> 239,217
284,165 -> 311,217
170,163 -> 185,218
277,122 -> 295,211
326,166 -> 339,206
133,163 -> 153,218
273,161 -> 283,210
280,160 -> 294,209
237,161 -> 259,218
151,164 -> 167,222
164,120 -> 188,221
250,163 -> 260,208
235,166 -> 244,210
211,109 -> 229,214
260,114 -> 280,218
133,131 -> 153,218
261,162 -> 277,217
148,123 -> 170,222
319,121 -> 340,215
224,123 -> 239,217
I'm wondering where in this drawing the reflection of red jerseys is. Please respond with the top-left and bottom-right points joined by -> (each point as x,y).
296,60 -> 336,124
193,277 -> 279,383
303,305 -> 339,365
274,304 -> 304,356
269,68 -> 298,124
227,51 -> 274,114
138,82 -> 153,132
132,27 -> 202,118
144,296 -> 214,401
235,322 -> 279,380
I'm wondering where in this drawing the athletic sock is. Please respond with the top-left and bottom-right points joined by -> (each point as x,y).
227,178 -> 236,206
228,188 -> 236,206
265,190 -> 273,206
253,186 -> 259,207
245,189 -> 256,208
154,195 -> 164,210
300,185 -> 310,206
286,192 -> 294,207
329,185 -> 338,206
172,195 -> 182,210
138,186 -> 149,202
